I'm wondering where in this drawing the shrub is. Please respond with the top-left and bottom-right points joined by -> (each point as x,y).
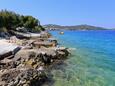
0,10 -> 45,33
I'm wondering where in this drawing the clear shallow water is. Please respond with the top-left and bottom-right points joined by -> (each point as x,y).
50,30 -> 115,86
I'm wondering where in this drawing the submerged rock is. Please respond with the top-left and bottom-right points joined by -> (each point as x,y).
0,68 -> 47,86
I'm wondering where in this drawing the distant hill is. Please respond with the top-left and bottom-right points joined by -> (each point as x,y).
43,24 -> 107,30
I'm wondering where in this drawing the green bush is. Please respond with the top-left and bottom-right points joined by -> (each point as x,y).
0,10 -> 45,32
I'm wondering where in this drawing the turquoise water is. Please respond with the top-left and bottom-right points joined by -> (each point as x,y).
50,30 -> 115,86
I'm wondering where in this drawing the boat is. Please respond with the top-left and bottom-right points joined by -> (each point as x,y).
59,31 -> 64,35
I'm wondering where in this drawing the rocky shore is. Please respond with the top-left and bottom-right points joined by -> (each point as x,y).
0,31 -> 69,86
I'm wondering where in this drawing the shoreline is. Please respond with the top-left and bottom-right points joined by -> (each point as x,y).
0,31 -> 70,86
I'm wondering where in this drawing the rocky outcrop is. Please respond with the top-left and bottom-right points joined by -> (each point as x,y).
0,33 -> 69,86
13,48 -> 69,68
0,47 -> 21,60
10,30 -> 51,39
0,47 -> 69,86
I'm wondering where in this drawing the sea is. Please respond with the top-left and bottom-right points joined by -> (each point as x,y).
49,30 -> 115,86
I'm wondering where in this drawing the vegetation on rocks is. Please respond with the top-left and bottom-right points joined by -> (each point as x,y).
0,10 -> 70,86
0,10 -> 45,33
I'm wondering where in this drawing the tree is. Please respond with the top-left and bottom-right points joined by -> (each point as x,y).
0,10 -> 45,33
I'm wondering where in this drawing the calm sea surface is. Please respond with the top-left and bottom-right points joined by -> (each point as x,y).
50,30 -> 115,86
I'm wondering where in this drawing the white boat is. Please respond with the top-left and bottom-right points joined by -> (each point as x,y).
59,31 -> 64,35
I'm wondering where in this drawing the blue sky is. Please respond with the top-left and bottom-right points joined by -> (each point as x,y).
0,0 -> 115,28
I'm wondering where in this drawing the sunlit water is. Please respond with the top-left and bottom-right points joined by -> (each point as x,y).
50,30 -> 115,86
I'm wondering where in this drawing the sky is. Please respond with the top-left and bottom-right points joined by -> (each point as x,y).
0,0 -> 115,28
